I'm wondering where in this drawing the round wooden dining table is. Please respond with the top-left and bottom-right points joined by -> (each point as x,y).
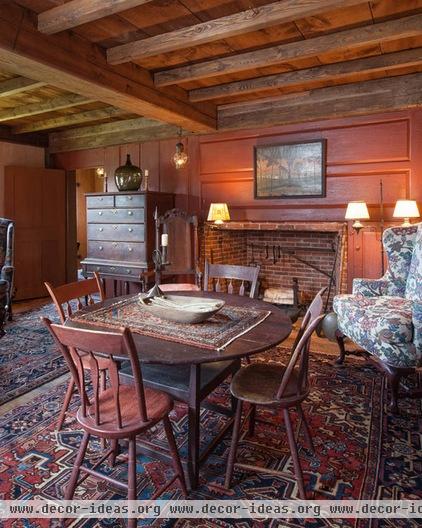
66,291 -> 292,489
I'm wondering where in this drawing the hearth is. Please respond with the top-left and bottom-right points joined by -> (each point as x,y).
202,221 -> 347,309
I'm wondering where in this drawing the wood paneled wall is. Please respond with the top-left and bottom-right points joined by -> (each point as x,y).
51,109 -> 422,291
0,141 -> 45,216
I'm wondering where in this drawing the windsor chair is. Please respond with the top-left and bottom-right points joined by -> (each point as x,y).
45,272 -> 107,430
43,321 -> 187,524
225,288 -> 326,498
203,261 -> 260,299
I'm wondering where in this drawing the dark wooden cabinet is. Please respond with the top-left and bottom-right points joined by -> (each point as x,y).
81,191 -> 174,286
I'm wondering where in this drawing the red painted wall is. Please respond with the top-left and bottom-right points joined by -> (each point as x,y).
52,109 -> 422,291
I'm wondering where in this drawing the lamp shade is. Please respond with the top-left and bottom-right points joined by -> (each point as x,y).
207,203 -> 230,224
345,201 -> 370,220
393,200 -> 420,219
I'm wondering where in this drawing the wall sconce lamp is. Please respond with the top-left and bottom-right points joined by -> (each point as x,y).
393,200 -> 420,227
345,201 -> 370,233
95,166 -> 108,192
207,203 -> 230,225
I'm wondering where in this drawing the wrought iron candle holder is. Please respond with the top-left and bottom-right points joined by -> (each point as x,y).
152,247 -> 170,274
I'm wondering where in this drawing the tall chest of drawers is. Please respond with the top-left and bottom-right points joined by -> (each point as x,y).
81,191 -> 174,285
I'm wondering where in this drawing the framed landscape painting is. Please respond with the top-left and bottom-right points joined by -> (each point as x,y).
254,139 -> 326,199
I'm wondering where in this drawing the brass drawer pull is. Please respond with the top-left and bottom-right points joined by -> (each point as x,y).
127,269 -> 132,274
128,196 -> 133,200
99,197 -> 103,201
113,225 -> 118,230
128,227 -> 133,232
98,211 -> 103,216
128,247 -> 133,252
98,227 -> 103,232
110,267 -> 115,271
96,266 -> 101,271
99,246 -> 103,251
128,210 -> 133,216
113,242 -> 118,247
112,209 -> 117,214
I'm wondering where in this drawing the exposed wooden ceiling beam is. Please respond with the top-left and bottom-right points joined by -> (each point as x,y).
189,48 -> 422,101
155,13 -> 422,86
0,76 -> 46,97
218,73 -> 422,130
38,0 -> 154,35
107,0 -> 365,65
0,124 -> 48,147
13,106 -> 127,133
0,4 -> 215,132
0,94 -> 91,122
49,118 -> 184,152
50,117 -> 166,140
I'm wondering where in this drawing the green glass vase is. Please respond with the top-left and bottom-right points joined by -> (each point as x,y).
114,154 -> 143,191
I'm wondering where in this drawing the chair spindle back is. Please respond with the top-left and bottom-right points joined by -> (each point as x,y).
45,273 -> 105,323
203,261 -> 260,298
43,320 -> 148,427
276,288 -> 326,400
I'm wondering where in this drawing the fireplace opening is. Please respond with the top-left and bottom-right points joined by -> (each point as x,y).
202,221 -> 347,312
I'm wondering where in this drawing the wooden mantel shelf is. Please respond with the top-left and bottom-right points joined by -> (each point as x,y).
211,221 -> 346,233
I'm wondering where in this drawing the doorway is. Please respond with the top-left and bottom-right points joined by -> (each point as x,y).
75,168 -> 104,273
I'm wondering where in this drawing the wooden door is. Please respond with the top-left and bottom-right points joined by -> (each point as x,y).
5,166 -> 66,300
76,168 -> 103,267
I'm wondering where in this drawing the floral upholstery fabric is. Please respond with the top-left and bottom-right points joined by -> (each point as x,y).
353,225 -> 418,298
0,219 -> 14,312
413,302 -> 422,354
405,225 -> 422,302
333,295 -> 419,367
334,223 -> 422,368
0,224 -> 7,269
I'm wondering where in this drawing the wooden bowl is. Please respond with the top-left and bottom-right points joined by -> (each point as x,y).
139,294 -> 225,324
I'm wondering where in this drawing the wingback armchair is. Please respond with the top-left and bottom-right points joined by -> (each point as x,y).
333,223 -> 422,412
0,218 -> 15,325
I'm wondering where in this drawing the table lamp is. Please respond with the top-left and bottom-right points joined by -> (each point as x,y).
207,203 -> 230,225
345,201 -> 370,233
393,200 -> 420,227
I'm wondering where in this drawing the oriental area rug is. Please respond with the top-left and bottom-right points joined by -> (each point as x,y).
0,348 -> 420,528
0,303 -> 64,405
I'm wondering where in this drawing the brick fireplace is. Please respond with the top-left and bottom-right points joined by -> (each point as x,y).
202,222 -> 348,308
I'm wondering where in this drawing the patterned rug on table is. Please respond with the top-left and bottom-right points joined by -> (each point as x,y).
0,349 -> 420,528
0,303 -> 65,405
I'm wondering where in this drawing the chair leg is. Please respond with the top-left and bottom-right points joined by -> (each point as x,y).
283,408 -> 306,499
163,415 -> 188,496
335,329 -> 347,365
296,405 -> 315,454
57,378 -> 75,431
224,399 -> 243,489
386,367 -> 402,414
248,404 -> 256,437
65,431 -> 90,500
230,394 -> 238,415
127,437 -> 137,528
109,439 -> 119,467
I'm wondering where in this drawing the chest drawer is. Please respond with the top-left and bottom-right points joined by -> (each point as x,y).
88,241 -> 145,262
87,223 -> 144,242
84,263 -> 143,278
86,195 -> 114,209
87,207 -> 144,224
115,194 -> 145,208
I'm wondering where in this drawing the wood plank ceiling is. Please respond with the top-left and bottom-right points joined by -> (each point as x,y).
0,0 -> 420,151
